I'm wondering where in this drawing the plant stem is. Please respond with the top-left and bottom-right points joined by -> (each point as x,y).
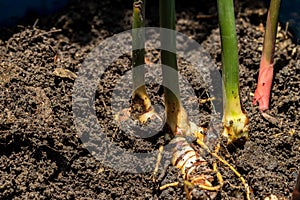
253,0 -> 281,111
159,0 -> 189,135
217,0 -> 249,143
132,0 -> 151,111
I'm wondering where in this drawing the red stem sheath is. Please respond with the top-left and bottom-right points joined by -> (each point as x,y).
253,0 -> 280,111
253,55 -> 274,111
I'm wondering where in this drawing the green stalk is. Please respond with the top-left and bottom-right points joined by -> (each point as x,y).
263,0 -> 281,63
217,0 -> 249,143
160,0 -> 190,135
132,0 -> 152,112
253,0 -> 281,111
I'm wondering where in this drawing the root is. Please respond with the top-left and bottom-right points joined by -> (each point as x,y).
153,145 -> 164,182
114,106 -> 162,126
138,108 -> 162,124
159,134 -> 223,198
159,182 -> 180,190
159,137 -> 250,200
196,139 -> 251,200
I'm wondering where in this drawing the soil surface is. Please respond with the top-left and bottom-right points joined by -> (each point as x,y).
0,0 -> 299,199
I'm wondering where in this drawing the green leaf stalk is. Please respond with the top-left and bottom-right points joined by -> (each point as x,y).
217,0 -> 249,143
159,0 -> 191,135
132,0 -> 152,113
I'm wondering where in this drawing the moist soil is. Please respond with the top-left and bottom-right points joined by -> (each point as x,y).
0,0 -> 299,199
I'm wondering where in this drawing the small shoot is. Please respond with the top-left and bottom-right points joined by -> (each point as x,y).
115,0 -> 160,124
253,0 -> 281,111
131,0 -> 155,122
217,0 -> 249,143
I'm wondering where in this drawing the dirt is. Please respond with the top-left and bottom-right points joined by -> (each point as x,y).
0,0 -> 299,199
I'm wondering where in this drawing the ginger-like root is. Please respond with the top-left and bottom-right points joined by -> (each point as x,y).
159,136 -> 223,200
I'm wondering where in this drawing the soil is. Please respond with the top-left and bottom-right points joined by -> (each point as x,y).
0,0 -> 299,199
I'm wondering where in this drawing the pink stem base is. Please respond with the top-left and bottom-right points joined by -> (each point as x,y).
253,59 -> 274,111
